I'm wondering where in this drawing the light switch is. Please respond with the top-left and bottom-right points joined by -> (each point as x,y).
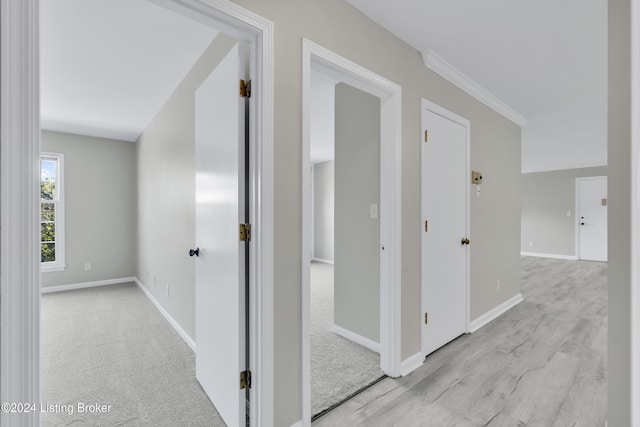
370,204 -> 378,219
566,211 -> 572,217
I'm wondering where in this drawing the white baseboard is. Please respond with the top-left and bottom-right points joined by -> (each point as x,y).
400,351 -> 424,376
41,277 -> 136,294
311,257 -> 334,265
520,251 -> 578,260
330,324 -> 380,353
289,422 -> 303,427
469,293 -> 524,333
134,278 -> 196,352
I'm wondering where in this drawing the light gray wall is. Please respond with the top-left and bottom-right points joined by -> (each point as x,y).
136,34 -> 237,340
522,166 -> 607,256
608,0 -> 631,424
334,83 -> 380,343
215,1 -> 521,423
313,161 -> 334,262
41,131 -> 136,288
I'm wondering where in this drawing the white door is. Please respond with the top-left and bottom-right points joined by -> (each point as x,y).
421,104 -> 469,357
577,176 -> 607,262
194,43 -> 248,427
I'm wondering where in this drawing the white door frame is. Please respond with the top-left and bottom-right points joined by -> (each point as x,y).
301,38 -> 402,424
419,98 -> 471,358
575,175 -> 607,261
0,1 -> 274,426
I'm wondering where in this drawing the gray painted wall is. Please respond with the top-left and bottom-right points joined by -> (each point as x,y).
136,34 -> 237,340
334,83 -> 380,343
522,166 -> 607,256
41,131 -> 136,287
230,1 -> 522,423
608,0 -> 631,424
313,161 -> 334,262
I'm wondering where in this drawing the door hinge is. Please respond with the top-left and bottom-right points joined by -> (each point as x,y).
425,312 -> 428,324
240,223 -> 251,242
425,220 -> 428,232
424,129 -> 428,143
240,370 -> 251,389
240,79 -> 251,98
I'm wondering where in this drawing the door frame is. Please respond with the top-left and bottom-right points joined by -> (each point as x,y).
0,0 -> 274,426
420,98 -> 471,358
575,175 -> 607,261
301,38 -> 402,424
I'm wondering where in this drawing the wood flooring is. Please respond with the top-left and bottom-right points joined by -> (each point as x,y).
313,257 -> 607,427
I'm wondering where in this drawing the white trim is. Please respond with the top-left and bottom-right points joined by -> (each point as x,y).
421,49 -> 527,127
400,352 -> 424,377
329,324 -> 380,353
1,1 -> 274,426
302,38 -> 403,425
469,293 -> 524,333
632,0 -> 640,423
41,265 -> 66,273
311,257 -> 334,265
0,0 -> 41,424
135,278 -> 196,352
41,277 -> 136,294
520,252 -> 578,260
575,175 -> 608,262
289,422 -> 303,427
420,98 -> 472,359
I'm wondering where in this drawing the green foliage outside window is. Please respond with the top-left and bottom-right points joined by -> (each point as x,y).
40,179 -> 56,263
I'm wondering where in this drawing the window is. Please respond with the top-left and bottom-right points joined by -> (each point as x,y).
40,153 -> 65,272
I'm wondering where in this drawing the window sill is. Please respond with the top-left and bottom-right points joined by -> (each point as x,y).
41,265 -> 66,273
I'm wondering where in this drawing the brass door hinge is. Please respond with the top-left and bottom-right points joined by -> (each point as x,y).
424,129 -> 428,143
425,220 -> 428,232
425,312 -> 428,324
240,79 -> 251,98
240,223 -> 251,242
240,370 -> 251,389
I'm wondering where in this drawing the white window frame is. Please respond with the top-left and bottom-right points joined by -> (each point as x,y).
40,152 -> 65,272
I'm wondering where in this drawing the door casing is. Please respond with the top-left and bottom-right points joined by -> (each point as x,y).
0,1 -> 274,426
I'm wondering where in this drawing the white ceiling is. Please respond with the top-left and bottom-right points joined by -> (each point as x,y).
40,0 -> 219,142
345,0 -> 607,172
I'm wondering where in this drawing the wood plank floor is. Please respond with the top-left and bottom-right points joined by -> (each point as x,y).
313,257 -> 607,426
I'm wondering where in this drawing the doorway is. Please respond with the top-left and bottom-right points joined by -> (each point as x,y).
576,176 -> 608,262
0,0 -> 274,426
420,99 -> 470,358
301,38 -> 402,424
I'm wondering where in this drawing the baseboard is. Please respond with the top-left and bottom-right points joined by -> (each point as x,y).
41,277 -> 136,294
289,421 -> 303,427
134,278 -> 196,352
312,257 -> 334,265
400,352 -> 424,376
330,324 -> 380,353
520,251 -> 578,260
469,293 -> 524,333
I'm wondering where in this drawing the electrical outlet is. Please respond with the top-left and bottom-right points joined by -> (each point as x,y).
84,262 -> 92,271
496,279 -> 501,291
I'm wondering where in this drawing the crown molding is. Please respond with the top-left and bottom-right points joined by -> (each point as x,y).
421,49 -> 527,127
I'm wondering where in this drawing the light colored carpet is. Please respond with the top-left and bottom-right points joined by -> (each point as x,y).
310,262 -> 384,416
41,283 -> 226,427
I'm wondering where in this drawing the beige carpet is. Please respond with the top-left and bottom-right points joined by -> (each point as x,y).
41,283 -> 226,427
310,262 -> 384,417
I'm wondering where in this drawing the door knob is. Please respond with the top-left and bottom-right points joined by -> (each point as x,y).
189,248 -> 200,257
461,238 -> 470,245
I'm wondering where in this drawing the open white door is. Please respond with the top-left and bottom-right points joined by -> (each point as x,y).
194,43 -> 248,427
577,176 -> 608,262
421,102 -> 469,358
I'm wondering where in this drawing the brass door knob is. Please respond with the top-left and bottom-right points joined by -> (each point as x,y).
461,238 -> 470,245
